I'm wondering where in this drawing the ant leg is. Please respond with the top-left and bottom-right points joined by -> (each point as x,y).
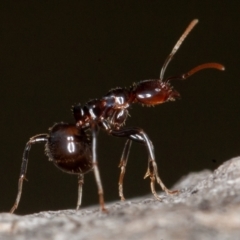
101,120 -> 135,201
118,139 -> 132,201
91,122 -> 106,212
10,134 -> 48,213
111,127 -> 178,200
118,133 -> 162,201
76,174 -> 84,210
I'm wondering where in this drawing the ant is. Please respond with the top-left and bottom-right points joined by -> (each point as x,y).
10,19 -> 224,213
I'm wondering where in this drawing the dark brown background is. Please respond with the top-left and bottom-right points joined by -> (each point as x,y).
1,1 -> 239,215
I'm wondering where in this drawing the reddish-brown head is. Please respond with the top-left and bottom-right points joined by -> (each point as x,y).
132,80 -> 180,106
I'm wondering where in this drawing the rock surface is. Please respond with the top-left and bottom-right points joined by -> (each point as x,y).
1,157 -> 240,240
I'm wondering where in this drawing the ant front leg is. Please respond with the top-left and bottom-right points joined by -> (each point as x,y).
118,139 -> 132,201
111,127 -> 178,201
10,134 -> 48,213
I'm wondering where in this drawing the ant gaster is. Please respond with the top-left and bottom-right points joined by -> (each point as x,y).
10,19 -> 224,213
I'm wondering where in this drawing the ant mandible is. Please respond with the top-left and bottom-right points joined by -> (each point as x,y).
10,19 -> 224,213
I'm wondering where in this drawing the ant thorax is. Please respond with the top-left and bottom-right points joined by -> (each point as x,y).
73,87 -> 131,129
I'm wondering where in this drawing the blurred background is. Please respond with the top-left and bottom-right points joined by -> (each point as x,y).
1,1 -> 239,215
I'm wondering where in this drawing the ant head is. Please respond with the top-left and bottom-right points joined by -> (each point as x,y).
133,79 -> 180,106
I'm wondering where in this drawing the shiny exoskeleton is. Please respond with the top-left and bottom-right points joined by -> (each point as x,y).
10,19 -> 224,213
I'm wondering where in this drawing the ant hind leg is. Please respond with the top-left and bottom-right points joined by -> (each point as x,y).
10,134 -> 48,213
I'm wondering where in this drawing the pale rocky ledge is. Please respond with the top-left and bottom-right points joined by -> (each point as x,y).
0,157 -> 240,240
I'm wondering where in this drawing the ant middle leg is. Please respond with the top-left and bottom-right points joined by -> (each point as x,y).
91,123 -> 107,212
76,174 -> 84,210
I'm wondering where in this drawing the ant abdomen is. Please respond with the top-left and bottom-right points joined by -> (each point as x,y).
46,123 -> 93,174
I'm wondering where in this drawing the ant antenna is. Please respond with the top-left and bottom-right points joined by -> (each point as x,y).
165,62 -> 225,82
181,63 -> 225,79
160,19 -> 199,80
